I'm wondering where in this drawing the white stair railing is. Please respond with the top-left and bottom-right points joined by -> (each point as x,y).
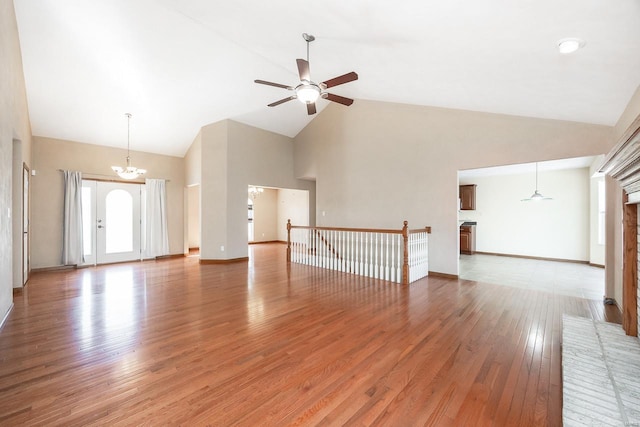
287,220 -> 431,284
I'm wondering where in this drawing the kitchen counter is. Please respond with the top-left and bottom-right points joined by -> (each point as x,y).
459,222 -> 477,254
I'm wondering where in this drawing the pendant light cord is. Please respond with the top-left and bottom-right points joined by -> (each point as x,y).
126,113 -> 131,157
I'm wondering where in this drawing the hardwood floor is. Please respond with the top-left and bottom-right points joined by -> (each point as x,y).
0,244 -> 621,426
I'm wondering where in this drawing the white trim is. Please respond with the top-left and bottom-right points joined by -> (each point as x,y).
0,303 -> 14,330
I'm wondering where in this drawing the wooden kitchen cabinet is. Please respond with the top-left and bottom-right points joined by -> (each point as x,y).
459,185 -> 476,210
460,225 -> 476,254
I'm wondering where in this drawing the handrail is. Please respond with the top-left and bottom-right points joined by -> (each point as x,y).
289,224 -> 403,234
287,220 -> 431,284
288,224 -> 431,235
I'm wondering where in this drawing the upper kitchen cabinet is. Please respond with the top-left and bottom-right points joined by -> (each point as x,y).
459,184 -> 476,210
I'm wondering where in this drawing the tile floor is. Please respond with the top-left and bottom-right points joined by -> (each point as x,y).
459,253 -> 605,300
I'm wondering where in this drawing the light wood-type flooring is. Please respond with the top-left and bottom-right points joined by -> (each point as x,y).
0,244 -> 621,426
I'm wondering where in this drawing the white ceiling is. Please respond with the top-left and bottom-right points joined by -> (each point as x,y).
13,0 -> 640,157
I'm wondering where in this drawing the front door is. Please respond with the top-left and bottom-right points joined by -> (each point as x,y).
82,180 -> 142,265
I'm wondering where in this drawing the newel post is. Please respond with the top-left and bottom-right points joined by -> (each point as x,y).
402,220 -> 409,285
286,219 -> 292,262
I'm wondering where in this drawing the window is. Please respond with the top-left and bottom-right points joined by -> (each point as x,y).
105,189 -> 133,253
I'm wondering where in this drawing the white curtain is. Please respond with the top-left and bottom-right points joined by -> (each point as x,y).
144,178 -> 169,258
62,170 -> 84,265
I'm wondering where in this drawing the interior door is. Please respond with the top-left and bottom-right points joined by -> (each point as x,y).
23,165 -> 29,285
82,180 -> 142,265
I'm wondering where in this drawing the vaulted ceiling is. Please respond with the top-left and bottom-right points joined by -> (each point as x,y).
14,0 -> 640,157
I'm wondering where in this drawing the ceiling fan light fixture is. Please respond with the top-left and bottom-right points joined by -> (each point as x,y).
296,84 -> 320,104
254,33 -> 357,114
557,38 -> 585,54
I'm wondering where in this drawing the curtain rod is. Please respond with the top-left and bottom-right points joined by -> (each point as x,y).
57,169 -> 170,183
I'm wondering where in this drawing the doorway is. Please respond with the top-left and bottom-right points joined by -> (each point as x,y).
22,165 -> 29,285
82,180 -> 142,265
186,185 -> 200,254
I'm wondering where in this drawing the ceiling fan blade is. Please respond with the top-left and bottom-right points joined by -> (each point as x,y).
267,96 -> 297,107
296,59 -> 310,82
306,102 -> 317,115
326,93 -> 354,106
255,79 -> 292,90
322,72 -> 358,89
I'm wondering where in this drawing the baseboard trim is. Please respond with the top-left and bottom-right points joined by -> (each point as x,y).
154,254 -> 186,260
31,265 -> 77,273
0,303 -> 14,330
428,271 -> 459,280
200,257 -> 249,265
474,251 -> 589,265
589,263 -> 605,269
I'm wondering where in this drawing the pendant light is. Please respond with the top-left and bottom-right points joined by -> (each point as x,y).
111,113 -> 146,179
521,162 -> 552,202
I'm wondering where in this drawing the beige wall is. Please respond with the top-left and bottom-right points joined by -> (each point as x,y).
187,185 -> 200,248
199,121 -> 228,259
225,120 -> 315,258
613,85 -> 640,143
184,130 -> 202,186
31,137 -> 185,268
1,0 -> 33,320
295,100 -> 613,276
606,84 -> 640,306
184,130 -> 202,253
196,119 -> 315,260
277,188 -> 310,242
252,188 -> 278,242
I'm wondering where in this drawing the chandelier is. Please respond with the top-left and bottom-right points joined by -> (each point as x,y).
248,186 -> 264,199
112,113 -> 146,179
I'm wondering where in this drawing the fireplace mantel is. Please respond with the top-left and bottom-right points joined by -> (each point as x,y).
600,114 -> 640,203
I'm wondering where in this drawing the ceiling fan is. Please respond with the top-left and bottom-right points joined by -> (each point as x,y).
255,33 -> 358,115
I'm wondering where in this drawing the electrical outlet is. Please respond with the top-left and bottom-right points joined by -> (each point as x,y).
220,245 -> 224,252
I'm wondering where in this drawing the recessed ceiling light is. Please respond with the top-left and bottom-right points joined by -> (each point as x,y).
557,38 -> 585,54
